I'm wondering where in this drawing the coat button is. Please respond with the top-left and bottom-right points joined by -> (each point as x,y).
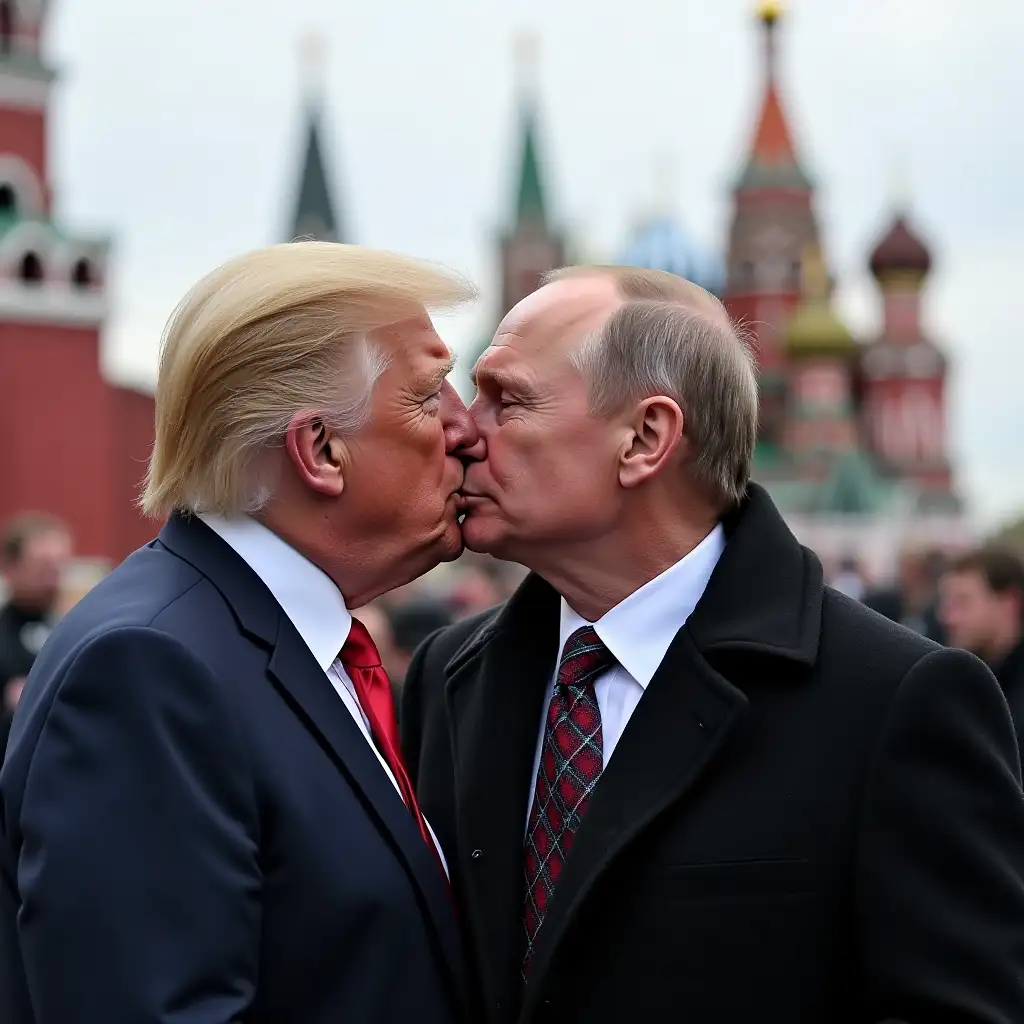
471,849 -> 483,860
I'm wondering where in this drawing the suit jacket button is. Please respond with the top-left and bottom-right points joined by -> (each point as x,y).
471,848 -> 483,860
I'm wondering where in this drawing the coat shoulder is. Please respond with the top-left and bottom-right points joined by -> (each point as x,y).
416,603 -> 506,677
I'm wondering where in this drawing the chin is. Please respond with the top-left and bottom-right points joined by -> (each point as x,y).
460,512 -> 503,555
430,512 -> 466,563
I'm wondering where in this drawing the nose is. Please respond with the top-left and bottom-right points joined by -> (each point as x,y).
441,381 -> 485,461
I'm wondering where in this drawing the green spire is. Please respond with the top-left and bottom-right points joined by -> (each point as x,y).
511,31 -> 549,228
288,34 -> 344,243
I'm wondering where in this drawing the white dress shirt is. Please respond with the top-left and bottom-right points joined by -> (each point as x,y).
527,523 -> 726,825
200,514 -> 447,873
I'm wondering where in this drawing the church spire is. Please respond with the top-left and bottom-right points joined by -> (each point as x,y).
511,31 -> 549,228
737,2 -> 810,190
287,33 -> 345,243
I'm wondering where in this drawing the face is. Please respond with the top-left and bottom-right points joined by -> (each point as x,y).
284,312 -> 481,604
462,277 -> 631,563
939,569 -> 1018,658
340,315 -> 481,588
4,529 -> 71,614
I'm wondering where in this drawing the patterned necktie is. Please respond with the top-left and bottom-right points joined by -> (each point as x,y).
522,626 -> 615,977
341,618 -> 447,880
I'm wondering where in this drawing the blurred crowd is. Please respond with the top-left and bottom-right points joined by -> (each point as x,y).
2,512 -> 1023,757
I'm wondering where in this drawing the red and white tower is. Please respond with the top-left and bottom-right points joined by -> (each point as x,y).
860,211 -> 957,508
724,1 -> 822,442
0,0 -> 154,564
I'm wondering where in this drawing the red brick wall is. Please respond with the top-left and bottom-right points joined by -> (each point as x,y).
110,384 -> 158,563
0,321 -> 114,557
0,107 -> 48,202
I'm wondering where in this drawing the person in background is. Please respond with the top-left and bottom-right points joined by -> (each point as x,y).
829,554 -> 866,601
449,552 -> 523,618
0,513 -> 71,757
863,546 -> 947,642
940,547 -> 1024,740
389,599 -> 454,685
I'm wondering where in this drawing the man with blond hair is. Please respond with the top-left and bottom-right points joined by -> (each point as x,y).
402,266 -> 1024,1023
0,242 -> 482,1023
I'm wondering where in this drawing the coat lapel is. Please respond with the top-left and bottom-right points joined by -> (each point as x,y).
158,514 -> 469,1016
444,575 -> 561,1018
519,627 -> 748,1017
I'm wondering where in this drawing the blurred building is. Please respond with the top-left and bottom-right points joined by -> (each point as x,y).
443,4 -> 970,577
0,0 -> 154,567
722,2 -> 968,574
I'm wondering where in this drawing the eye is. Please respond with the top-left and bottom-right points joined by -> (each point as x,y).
499,392 -> 519,409
422,391 -> 442,412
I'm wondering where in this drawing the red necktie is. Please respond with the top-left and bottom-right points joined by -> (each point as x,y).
341,617 -> 447,880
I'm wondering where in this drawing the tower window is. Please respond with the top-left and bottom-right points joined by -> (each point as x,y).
71,258 -> 94,288
0,183 -> 14,214
19,251 -> 43,284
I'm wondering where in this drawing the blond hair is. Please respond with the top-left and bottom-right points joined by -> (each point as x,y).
545,265 -> 758,508
141,242 -> 475,518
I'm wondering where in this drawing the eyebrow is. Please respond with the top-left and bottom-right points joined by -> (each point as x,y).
422,356 -> 457,392
471,365 -> 536,396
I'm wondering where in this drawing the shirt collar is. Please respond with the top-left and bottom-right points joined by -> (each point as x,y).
557,523 -> 726,688
199,514 -> 350,671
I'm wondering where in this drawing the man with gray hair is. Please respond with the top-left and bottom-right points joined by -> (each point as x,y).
1,242 -> 483,1024
402,266 -> 1024,1023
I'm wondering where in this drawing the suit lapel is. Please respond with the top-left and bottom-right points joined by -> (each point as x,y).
444,576 -> 561,1017
520,626 -> 747,1017
266,619 -> 468,1011
158,514 -> 469,1016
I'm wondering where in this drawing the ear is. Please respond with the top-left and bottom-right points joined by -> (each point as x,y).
617,396 -> 685,489
284,412 -> 347,497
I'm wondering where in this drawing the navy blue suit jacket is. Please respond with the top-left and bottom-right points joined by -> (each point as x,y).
0,514 -> 469,1023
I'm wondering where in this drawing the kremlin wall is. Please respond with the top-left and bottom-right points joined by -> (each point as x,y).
0,0 -> 973,579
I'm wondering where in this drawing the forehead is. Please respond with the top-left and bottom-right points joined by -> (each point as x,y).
478,276 -> 622,377
945,569 -> 990,594
371,312 -> 452,373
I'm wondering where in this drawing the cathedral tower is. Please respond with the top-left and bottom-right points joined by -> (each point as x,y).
724,1 -> 822,441
286,35 -> 345,242
861,207 -> 956,507
498,32 -> 565,317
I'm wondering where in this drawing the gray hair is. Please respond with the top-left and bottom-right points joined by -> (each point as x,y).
555,267 -> 758,508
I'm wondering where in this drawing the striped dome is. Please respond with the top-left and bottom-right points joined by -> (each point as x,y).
617,215 -> 725,295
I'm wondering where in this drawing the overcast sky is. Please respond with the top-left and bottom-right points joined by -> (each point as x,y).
48,0 -> 1022,527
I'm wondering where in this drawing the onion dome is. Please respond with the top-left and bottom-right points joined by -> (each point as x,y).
869,214 -> 932,280
618,215 -> 725,295
785,247 -> 857,356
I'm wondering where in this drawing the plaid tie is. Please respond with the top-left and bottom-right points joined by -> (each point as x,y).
522,626 -> 614,978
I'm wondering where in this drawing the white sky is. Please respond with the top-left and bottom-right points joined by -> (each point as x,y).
47,0 -> 1023,527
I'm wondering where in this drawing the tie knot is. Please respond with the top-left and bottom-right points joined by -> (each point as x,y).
340,617 -> 382,669
557,626 -> 614,689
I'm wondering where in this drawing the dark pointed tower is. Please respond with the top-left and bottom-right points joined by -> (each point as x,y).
286,34 -> 345,242
724,0 -> 822,445
498,32 -> 565,316
860,198 -> 956,508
